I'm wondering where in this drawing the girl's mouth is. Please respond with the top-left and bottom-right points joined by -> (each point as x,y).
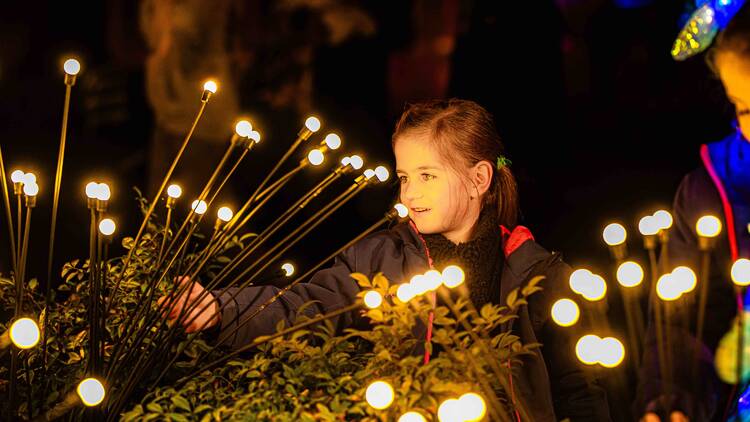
412,207 -> 431,214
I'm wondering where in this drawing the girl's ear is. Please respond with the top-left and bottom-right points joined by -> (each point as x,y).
470,160 -> 494,199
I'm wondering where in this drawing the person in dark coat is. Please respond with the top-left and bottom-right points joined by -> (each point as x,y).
165,99 -> 612,420
637,5 -> 750,421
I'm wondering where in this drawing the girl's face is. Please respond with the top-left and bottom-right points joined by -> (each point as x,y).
716,51 -> 750,141
394,132 -> 484,244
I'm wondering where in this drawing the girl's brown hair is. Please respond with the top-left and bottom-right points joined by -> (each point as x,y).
707,4 -> 750,73
392,99 -> 519,228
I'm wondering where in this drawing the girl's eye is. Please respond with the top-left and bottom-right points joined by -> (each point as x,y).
738,109 -> 750,117
398,175 -> 408,184
420,173 -> 435,181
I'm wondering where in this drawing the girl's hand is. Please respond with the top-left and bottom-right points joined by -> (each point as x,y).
158,277 -> 221,333
641,411 -> 689,422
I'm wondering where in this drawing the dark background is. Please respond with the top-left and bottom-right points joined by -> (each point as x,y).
0,0 -> 738,419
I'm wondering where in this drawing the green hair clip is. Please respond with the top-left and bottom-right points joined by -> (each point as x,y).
496,155 -> 512,170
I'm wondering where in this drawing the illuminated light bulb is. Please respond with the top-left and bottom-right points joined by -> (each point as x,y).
638,215 -> 659,236
235,120 -> 253,138
191,200 -> 208,215
217,206 -> 234,222
86,182 -> 99,199
349,155 -> 364,170
10,170 -> 25,184
374,166 -> 390,182
396,283 -> 416,303
576,334 -> 602,365
305,116 -> 321,133
569,269 -> 593,294
653,210 -> 673,230
551,298 -> 580,327
616,261 -> 644,288
77,378 -> 106,407
9,318 -> 40,349
98,218 -> 116,236
364,169 -> 376,180
340,156 -> 351,167
203,80 -> 217,94
579,273 -> 607,302
249,130 -> 261,143
598,337 -> 625,368
95,183 -> 111,201
603,223 -> 627,246
398,411 -> 427,422
442,265 -> 465,288
423,270 -> 443,291
324,133 -> 342,150
656,274 -> 682,301
672,266 -> 697,293
22,172 -> 37,185
281,263 -> 295,277
365,380 -> 394,410
437,398 -> 462,422
393,203 -> 409,218
458,392 -> 487,422
307,149 -> 325,166
696,215 -> 722,238
731,259 -> 750,287
63,58 -> 81,76
23,182 -> 39,197
167,184 -> 182,199
363,290 -> 383,309
409,274 -> 429,296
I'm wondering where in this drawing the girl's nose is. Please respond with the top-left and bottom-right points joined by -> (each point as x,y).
402,183 -> 422,202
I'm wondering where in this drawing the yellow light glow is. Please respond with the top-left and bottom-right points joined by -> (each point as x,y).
616,261 -> 644,288
349,155 -> 364,170
77,378 -> 106,407
409,274 -> 428,296
579,274 -> 607,302
638,215 -> 659,236
603,223 -> 627,246
396,283 -> 416,303
576,334 -> 602,365
281,263 -> 295,277
167,184 -> 182,199
86,182 -> 99,199
731,259 -> 750,287
656,274 -> 682,301
437,398 -> 462,422
307,149 -> 325,166
340,156 -> 351,167
653,210 -> 673,230
203,80 -> 217,94
23,182 -> 39,197
423,270 -> 443,291
365,380 -> 394,410
217,206 -> 234,222
398,411 -> 427,422
98,218 -> 116,236
696,215 -> 722,238
458,392 -> 487,422
324,133 -> 341,150
249,130 -> 261,143
10,170 -> 25,184
569,269 -> 593,294
22,172 -> 36,185
393,203 -> 409,218
442,265 -> 465,288
551,298 -> 580,327
374,166 -> 390,182
95,183 -> 111,201
63,58 -> 81,76
304,116 -> 321,133
235,120 -> 252,138
672,266 -> 697,293
9,318 -> 40,349
364,291 -> 383,309
364,169 -> 376,180
598,337 -> 625,368
191,200 -> 208,215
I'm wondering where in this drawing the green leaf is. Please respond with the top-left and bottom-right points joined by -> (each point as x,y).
146,403 -> 164,413
168,413 -> 190,422
170,395 -> 191,412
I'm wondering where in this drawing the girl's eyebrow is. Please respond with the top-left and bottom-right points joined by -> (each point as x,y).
396,166 -> 442,173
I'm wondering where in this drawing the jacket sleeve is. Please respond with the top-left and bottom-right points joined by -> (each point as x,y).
530,258 -> 612,421
635,170 -> 732,420
212,245 -> 365,351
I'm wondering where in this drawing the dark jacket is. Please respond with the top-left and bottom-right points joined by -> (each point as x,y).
215,221 -> 611,421
637,130 -> 750,420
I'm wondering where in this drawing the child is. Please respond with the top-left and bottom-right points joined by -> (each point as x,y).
167,99 -> 611,420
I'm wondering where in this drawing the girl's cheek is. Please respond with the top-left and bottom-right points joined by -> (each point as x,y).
740,117 -> 750,142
